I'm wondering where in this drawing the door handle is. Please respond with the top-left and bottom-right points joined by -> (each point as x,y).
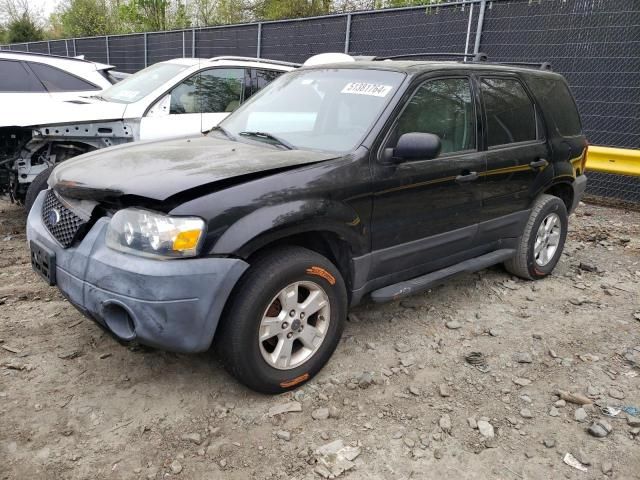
530,158 -> 549,169
455,171 -> 479,183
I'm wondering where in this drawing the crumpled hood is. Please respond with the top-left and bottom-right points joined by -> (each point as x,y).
51,135 -> 338,201
2,96 -> 128,128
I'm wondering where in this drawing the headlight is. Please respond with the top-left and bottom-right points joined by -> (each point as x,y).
106,208 -> 205,259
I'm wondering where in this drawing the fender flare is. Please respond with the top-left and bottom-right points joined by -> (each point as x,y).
209,198 -> 369,258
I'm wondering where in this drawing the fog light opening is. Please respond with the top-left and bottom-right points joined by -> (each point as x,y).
102,302 -> 136,341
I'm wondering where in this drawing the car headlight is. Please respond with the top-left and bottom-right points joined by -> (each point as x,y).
106,208 -> 205,259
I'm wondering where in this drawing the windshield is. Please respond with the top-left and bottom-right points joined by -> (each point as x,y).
100,62 -> 190,104
220,68 -> 405,153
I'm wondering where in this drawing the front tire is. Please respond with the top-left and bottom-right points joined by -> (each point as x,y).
215,246 -> 348,394
24,166 -> 54,213
505,194 -> 568,280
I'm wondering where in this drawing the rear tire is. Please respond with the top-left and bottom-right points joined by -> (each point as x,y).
215,246 -> 348,394
505,194 -> 568,280
24,166 -> 54,213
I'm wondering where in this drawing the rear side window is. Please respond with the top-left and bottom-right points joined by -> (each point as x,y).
28,62 -> 99,92
527,77 -> 582,136
254,69 -> 284,91
481,77 -> 537,147
0,60 -> 45,92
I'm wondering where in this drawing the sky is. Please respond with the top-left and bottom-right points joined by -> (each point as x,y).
31,0 -> 59,20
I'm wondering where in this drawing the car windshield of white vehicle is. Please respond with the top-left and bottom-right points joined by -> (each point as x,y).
99,63 -> 190,104
220,69 -> 405,153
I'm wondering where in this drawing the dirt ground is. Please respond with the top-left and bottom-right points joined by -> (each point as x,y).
1,197 -> 639,480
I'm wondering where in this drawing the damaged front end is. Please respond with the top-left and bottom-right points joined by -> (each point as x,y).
0,120 -> 137,203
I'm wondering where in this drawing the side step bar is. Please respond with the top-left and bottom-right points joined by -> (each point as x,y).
370,249 -> 516,303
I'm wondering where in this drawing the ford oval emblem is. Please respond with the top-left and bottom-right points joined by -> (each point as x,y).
47,208 -> 61,226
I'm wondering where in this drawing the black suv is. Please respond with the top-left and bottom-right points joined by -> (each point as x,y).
27,56 -> 587,393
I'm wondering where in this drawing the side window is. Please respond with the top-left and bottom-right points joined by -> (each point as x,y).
28,62 -> 99,92
0,60 -> 45,92
481,77 -> 537,146
391,78 -> 476,155
169,76 -> 198,114
254,69 -> 284,93
199,68 -> 245,113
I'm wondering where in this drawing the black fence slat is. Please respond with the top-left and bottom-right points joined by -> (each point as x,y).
74,37 -> 108,64
195,25 -> 259,59
261,16 -> 347,63
108,34 -> 146,73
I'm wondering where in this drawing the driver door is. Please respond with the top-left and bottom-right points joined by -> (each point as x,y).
139,74 -> 201,140
370,76 -> 486,279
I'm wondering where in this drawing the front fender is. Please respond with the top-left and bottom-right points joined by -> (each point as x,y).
210,198 -> 368,257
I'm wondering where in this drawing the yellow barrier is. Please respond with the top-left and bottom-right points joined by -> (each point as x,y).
586,146 -> 640,176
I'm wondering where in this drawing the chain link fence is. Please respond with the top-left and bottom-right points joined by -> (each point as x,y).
1,0 -> 638,202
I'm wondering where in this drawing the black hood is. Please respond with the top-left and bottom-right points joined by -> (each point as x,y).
50,135 -> 337,202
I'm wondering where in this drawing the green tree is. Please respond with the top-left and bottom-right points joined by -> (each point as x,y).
54,0 -> 119,37
6,13 -> 43,42
1,0 -> 43,42
253,0 -> 333,21
192,0 -> 250,26
118,0 -> 190,32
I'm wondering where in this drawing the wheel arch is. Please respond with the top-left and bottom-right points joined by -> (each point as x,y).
543,180 -> 574,212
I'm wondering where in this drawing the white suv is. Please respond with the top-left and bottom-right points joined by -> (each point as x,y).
0,51 -> 117,101
0,56 -> 298,208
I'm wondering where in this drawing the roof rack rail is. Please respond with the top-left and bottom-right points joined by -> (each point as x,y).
374,52 -> 489,62
208,56 -> 301,68
490,61 -> 553,71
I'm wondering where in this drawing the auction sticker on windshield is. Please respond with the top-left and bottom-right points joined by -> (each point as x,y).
341,82 -> 393,97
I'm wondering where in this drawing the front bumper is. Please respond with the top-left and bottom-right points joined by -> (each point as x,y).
27,191 -> 248,353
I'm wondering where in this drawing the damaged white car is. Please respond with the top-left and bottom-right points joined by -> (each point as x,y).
0,56 -> 297,209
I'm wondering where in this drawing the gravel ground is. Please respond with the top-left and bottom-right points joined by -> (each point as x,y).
1,198 -> 639,480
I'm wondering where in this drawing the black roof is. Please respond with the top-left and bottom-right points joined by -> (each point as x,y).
303,53 -> 559,79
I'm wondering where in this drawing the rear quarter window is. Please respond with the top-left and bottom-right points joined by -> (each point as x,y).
526,76 -> 582,137
28,62 -> 100,92
0,59 -> 45,92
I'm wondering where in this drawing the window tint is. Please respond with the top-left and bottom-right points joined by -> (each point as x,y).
255,69 -> 283,91
481,77 -> 537,146
28,62 -> 99,92
392,78 -> 476,155
199,68 -> 245,113
170,76 -> 198,114
0,60 -> 45,92
527,77 -> 582,136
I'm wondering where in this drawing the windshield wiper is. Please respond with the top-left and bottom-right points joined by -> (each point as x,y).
238,131 -> 295,150
90,94 -> 107,101
209,125 -> 236,140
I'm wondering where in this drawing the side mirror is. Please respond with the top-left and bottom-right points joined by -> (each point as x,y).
146,94 -> 171,118
386,132 -> 441,163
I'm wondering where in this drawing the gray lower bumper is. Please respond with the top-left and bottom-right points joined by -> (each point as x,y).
570,174 -> 587,214
27,191 -> 248,353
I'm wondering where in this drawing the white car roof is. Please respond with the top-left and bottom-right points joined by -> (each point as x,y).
0,51 -> 113,72
161,56 -> 299,71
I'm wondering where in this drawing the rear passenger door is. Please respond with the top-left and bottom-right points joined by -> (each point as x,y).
479,75 -> 550,222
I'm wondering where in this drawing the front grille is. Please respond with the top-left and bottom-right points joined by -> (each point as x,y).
42,190 -> 87,248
